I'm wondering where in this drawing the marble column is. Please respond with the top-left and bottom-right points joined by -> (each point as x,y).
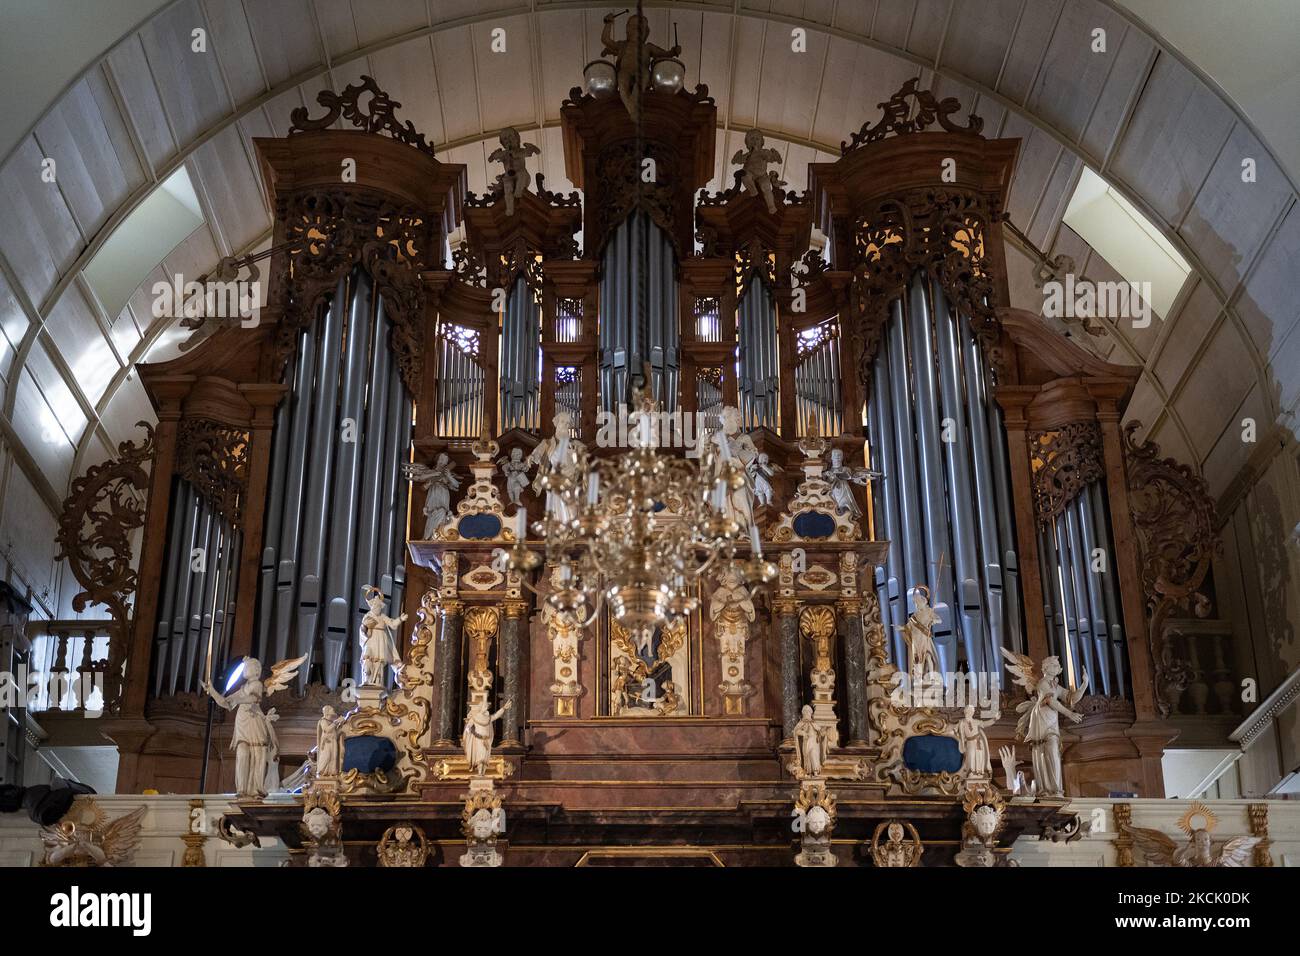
776,601 -> 801,742
838,599 -> 867,746
434,601 -> 464,745
499,602 -> 527,746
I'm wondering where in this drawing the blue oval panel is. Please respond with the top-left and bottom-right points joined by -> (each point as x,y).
342,735 -> 397,774
793,510 -> 836,539
902,734 -> 962,774
458,513 -> 503,539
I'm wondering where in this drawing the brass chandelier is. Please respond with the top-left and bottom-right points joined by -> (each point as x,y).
508,394 -> 775,637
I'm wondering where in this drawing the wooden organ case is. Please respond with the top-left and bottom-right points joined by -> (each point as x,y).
81,68 -> 1224,865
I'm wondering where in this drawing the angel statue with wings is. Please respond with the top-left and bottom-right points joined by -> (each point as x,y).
201,654 -> 306,798
1124,803 -> 1260,867
998,648 -> 1086,798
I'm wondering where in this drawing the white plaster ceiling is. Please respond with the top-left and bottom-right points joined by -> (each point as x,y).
0,0 -> 1296,621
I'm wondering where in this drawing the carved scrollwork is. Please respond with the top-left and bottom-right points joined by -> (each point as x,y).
1029,423 -> 1105,527
840,78 -> 984,153
55,423 -> 155,709
175,419 -> 249,527
592,141 -> 679,257
735,238 -> 776,291
849,189 -> 1001,394
273,190 -> 433,392
1123,421 -> 1220,716
55,423 -> 154,625
289,75 -> 436,157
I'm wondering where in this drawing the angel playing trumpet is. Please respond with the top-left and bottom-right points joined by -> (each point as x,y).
999,648 -> 1086,798
201,654 -> 306,798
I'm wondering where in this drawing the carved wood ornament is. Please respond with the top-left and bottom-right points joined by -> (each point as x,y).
175,418 -> 250,527
1122,422 -> 1220,715
1029,422 -> 1105,527
55,423 -> 155,708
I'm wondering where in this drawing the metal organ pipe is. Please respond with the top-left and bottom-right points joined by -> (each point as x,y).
885,298 -> 928,629
273,323 -> 318,665
932,278 -> 985,673
153,477 -> 187,697
869,355 -> 906,665
1089,482 -> 1128,697
256,379 -> 293,659
1075,490 -> 1112,694
295,273 -> 349,681
905,275 -> 955,671
322,270 -> 374,688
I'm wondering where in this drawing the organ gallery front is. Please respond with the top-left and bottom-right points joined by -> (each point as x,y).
63,25 -> 1225,866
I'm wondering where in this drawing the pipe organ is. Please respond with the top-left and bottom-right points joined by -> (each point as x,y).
87,65 -> 1216,852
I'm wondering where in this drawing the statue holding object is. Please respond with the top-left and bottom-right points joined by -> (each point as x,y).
894,585 -> 940,682
999,649 -> 1087,798
404,453 -> 460,539
601,10 -> 681,122
359,585 -> 407,687
463,697 -> 513,775
200,654 -> 306,798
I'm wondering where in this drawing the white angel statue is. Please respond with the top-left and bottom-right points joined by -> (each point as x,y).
404,453 -> 460,539
999,648 -> 1087,798
359,584 -> 407,686
1124,823 -> 1260,867
526,408 -> 586,520
201,654 -> 306,798
823,447 -> 880,520
710,406 -> 758,525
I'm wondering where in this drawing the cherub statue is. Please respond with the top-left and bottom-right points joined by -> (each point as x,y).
1127,827 -> 1260,867
823,447 -> 879,520
303,806 -> 347,867
1125,803 -> 1260,867
41,805 -> 146,867
499,446 -> 530,507
869,820 -> 922,868
359,585 -> 407,686
709,406 -> 758,526
731,129 -> 785,214
201,655 -> 306,798
792,704 -> 831,778
956,703 -> 998,778
404,453 -> 460,539
526,408 -> 587,520
315,705 -> 341,778
377,823 -> 430,868
999,649 -> 1087,798
894,585 -> 940,680
747,451 -> 780,507
487,126 -> 540,217
610,654 -> 636,716
462,697 -> 513,775
600,10 -> 681,122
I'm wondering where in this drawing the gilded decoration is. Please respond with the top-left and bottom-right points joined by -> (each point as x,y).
1122,421 -> 1220,716
377,823 -> 430,867
869,820 -> 923,867
175,418 -> 250,527
849,189 -> 1001,394
40,798 -> 146,868
1028,423 -> 1104,527
463,605 -> 501,700
272,188 -> 433,394
610,616 -> 689,717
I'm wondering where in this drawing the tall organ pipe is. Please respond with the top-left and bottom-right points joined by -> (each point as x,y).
321,270 -> 374,688
167,486 -> 202,695
868,362 -> 906,664
273,323 -> 319,665
931,279 -> 984,672
1089,482 -> 1128,697
295,273 -> 349,680
885,299 -> 928,634
1063,502 -> 1098,684
153,477 -> 186,696
256,380 -> 293,658
350,295 -> 395,678
1074,490 -> 1112,694
905,276 -> 955,671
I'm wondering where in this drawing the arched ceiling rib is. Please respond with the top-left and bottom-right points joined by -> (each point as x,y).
0,0 -> 1296,616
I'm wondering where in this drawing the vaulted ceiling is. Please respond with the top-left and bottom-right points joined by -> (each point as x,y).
1,0 -> 1296,620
